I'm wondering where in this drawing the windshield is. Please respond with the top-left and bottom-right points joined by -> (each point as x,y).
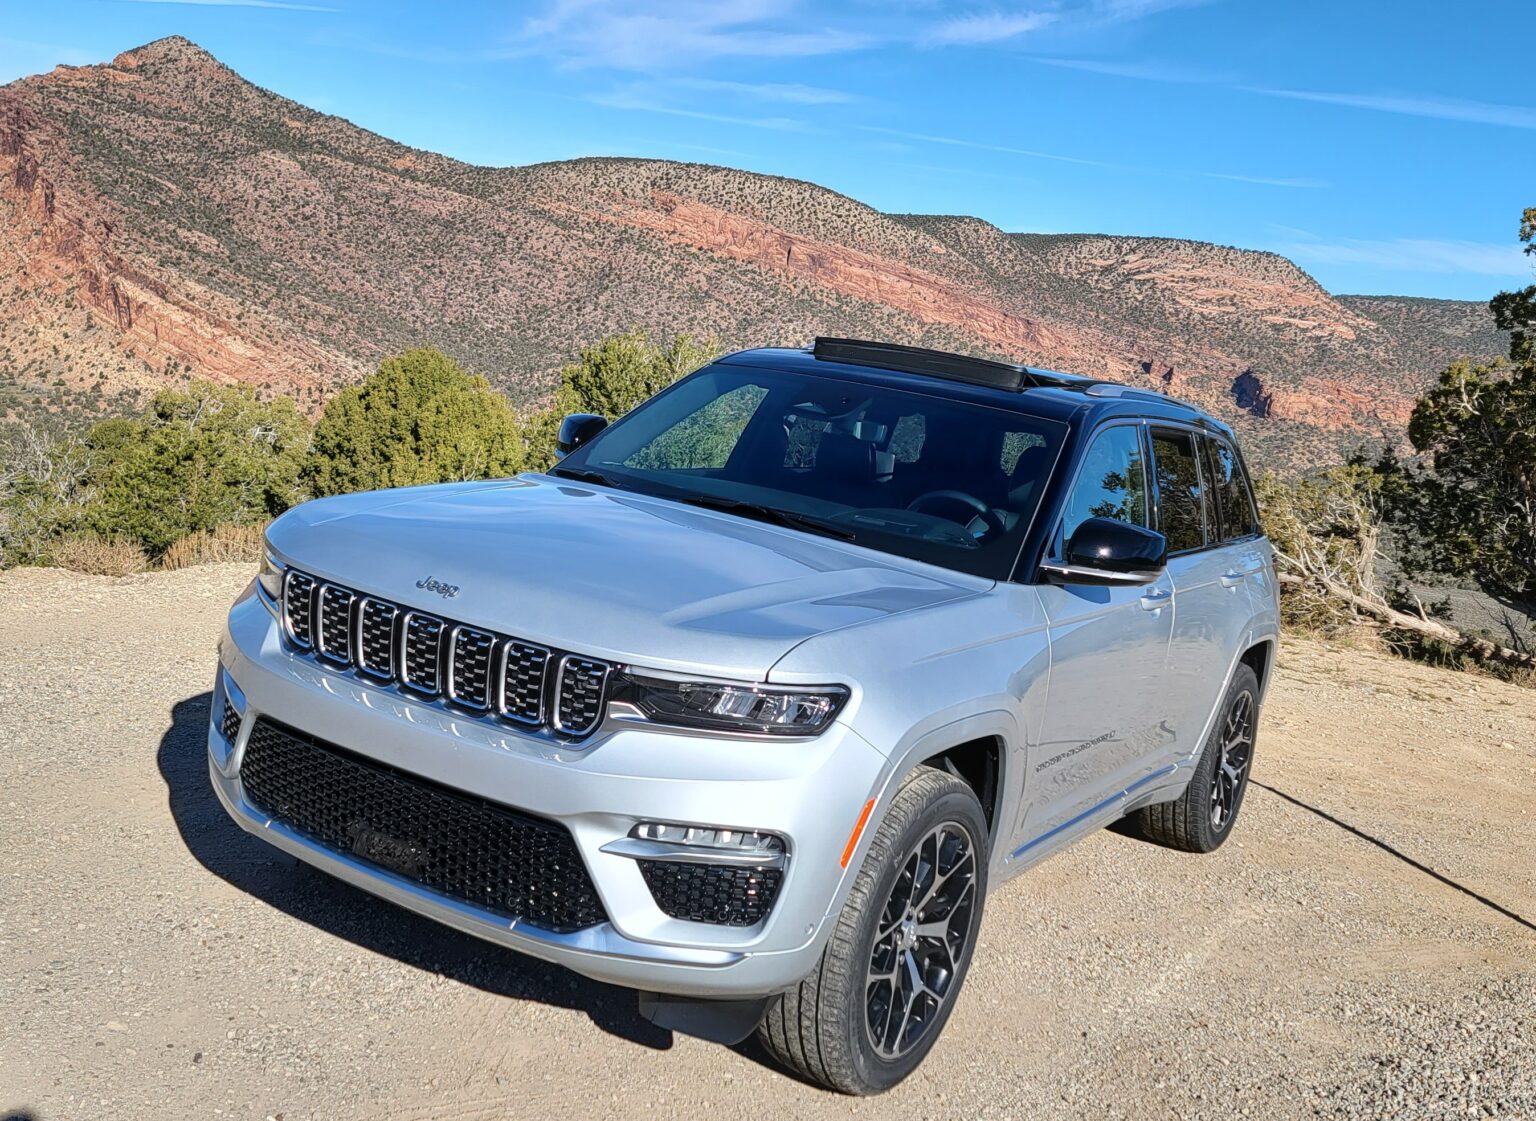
554,362 -> 1067,579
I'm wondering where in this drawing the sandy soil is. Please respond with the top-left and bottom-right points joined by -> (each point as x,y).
2,563 -> 1533,1120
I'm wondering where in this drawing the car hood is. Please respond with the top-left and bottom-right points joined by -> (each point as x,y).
266,474 -> 989,679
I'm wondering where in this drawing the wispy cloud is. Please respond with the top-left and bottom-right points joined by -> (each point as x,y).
1252,88 -> 1536,131
860,124 -> 1325,186
116,0 -> 339,10
859,124 -> 1120,168
588,89 -> 816,132
926,11 -> 1057,45
1028,55 -> 1218,83
520,0 -> 871,70
1092,0 -> 1213,20
1275,236 -> 1532,277
671,77 -> 855,103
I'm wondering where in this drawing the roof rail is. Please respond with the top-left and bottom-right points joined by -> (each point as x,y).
809,337 -> 1088,392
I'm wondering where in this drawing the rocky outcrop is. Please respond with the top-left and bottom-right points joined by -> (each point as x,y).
0,36 -> 1507,464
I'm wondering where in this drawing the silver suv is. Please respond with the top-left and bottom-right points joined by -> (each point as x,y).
210,338 -> 1278,1094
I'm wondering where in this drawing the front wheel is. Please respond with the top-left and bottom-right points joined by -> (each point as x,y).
758,766 -> 988,1095
1136,663 -> 1259,853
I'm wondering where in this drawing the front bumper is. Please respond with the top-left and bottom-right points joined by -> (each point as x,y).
210,583 -> 884,998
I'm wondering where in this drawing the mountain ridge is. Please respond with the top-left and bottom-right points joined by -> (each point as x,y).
0,36 -> 1508,466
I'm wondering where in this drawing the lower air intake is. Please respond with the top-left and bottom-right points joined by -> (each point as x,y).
239,718 -> 609,933
637,860 -> 784,927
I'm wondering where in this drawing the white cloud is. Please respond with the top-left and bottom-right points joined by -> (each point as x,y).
861,124 -> 1325,186
1252,88 -> 1536,131
1028,55 -> 1217,83
520,0 -> 870,70
1277,237 -> 1533,277
588,89 -> 816,132
927,11 -> 1057,46
672,77 -> 855,103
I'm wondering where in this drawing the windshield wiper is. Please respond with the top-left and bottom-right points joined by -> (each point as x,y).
549,465 -> 626,489
675,494 -> 857,541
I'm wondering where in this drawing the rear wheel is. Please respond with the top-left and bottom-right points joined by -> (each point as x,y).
757,766 -> 988,1095
1136,664 -> 1259,853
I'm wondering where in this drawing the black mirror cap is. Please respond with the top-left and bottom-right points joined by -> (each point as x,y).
556,413 -> 609,459
1057,517 -> 1168,582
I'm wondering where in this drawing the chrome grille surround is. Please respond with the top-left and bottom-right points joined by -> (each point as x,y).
316,584 -> 355,664
447,625 -> 496,711
498,641 -> 551,725
282,570 -> 317,648
400,612 -> 445,695
355,598 -> 397,679
275,570 -> 611,739
554,656 -> 612,737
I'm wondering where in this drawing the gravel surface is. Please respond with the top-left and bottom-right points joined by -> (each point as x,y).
2,563 -> 1533,1120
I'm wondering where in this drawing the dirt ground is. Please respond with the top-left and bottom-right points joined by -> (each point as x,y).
2,563 -> 1534,1121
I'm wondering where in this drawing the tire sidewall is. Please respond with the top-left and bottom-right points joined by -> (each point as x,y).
841,784 -> 989,1094
1191,664 -> 1260,850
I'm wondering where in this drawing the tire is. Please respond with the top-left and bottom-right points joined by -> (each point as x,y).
757,766 -> 988,1095
1136,663 -> 1259,853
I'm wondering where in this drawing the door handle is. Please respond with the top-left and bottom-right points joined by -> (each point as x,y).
1139,588 -> 1172,610
1220,566 -> 1263,588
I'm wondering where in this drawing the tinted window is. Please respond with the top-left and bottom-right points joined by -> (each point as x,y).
1150,427 -> 1207,552
559,363 -> 1068,579
1057,425 -> 1149,553
1205,437 -> 1258,541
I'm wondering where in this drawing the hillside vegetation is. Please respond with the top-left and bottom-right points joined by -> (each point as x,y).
0,36 -> 1508,472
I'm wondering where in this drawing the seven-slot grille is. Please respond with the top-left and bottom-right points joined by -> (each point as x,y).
280,570 -> 612,737
239,717 -> 608,933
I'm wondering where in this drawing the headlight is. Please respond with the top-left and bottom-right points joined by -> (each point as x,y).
615,673 -> 848,736
256,550 -> 284,604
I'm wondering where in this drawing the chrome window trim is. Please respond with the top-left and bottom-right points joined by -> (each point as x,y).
552,654 -> 612,737
495,640 -> 551,726
446,623 -> 495,712
398,610 -> 445,696
353,597 -> 397,680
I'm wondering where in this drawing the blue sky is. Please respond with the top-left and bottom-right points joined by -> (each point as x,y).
3,0 -> 1533,300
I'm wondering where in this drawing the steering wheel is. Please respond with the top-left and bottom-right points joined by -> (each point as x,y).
905,489 -> 1006,536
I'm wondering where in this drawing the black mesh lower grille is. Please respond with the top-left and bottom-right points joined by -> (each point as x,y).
638,860 -> 783,926
219,700 -> 242,744
239,718 -> 608,933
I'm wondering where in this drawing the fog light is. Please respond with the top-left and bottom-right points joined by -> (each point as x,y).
633,821 -> 785,856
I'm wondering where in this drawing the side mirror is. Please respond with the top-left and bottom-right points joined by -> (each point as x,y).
556,413 -> 608,459
1043,517 -> 1167,586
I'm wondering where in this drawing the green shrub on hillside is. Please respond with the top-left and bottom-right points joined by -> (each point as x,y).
305,348 -> 525,496
81,381 -> 309,556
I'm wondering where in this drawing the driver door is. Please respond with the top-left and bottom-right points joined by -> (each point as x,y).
1021,423 -> 1175,846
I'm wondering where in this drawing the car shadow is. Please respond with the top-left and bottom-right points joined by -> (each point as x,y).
157,692 -> 682,1049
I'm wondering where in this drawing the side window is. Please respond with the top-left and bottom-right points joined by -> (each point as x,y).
1057,425 -> 1149,553
1207,437 -> 1258,541
1150,427 -> 1208,553
623,384 -> 768,471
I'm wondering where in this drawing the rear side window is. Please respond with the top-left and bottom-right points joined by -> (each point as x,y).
1056,425 -> 1149,553
1150,428 -> 1207,553
1204,437 -> 1259,541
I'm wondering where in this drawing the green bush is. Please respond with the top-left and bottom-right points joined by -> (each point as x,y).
81,381 -> 309,556
305,348 -> 525,496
